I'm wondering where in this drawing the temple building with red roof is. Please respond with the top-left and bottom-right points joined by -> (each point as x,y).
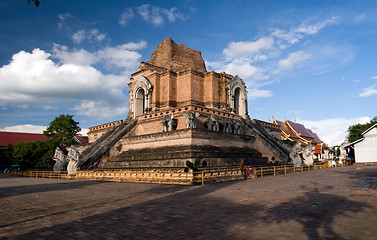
0,132 -> 88,147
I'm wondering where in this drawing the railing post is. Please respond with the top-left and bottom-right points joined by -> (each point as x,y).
274,166 -> 276,176
294,166 -> 296,173
308,165 -> 310,171
301,165 -> 304,172
261,168 -> 263,178
284,166 -> 287,175
201,172 -> 204,185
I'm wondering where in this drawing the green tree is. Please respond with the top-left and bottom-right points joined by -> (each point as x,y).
0,146 -> 14,167
347,117 -> 377,143
12,140 -> 55,169
27,0 -> 40,7
43,114 -> 81,147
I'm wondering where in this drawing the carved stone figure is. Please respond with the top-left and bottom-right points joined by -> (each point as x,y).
162,115 -> 170,132
302,144 -> 314,166
205,115 -> 219,132
162,114 -> 178,132
289,142 -> 303,167
52,147 -> 67,172
233,120 -> 242,134
183,111 -> 199,129
67,145 -> 80,174
223,119 -> 233,133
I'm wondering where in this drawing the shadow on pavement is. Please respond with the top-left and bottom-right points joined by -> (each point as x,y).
263,185 -> 371,240
0,178 -> 105,198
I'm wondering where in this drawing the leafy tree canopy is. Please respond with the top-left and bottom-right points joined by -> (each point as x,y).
347,116 -> 377,143
43,114 -> 81,147
12,139 -> 56,169
27,0 -> 40,7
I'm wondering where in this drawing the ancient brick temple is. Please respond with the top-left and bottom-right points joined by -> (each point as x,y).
81,38 -> 290,170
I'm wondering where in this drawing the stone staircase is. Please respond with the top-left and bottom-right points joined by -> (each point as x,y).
246,119 -> 291,163
79,119 -> 137,170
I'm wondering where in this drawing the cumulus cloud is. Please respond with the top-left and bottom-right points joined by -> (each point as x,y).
223,37 -> 274,59
298,117 -> 370,146
220,59 -> 269,83
0,41 -> 146,118
72,29 -> 106,44
53,40 -> 147,74
120,4 -> 184,26
0,124 -> 47,134
52,44 -> 96,66
278,50 -> 309,70
206,17 -> 337,98
0,124 -> 89,136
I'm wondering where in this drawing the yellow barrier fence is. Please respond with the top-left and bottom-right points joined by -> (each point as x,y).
26,162 -> 336,185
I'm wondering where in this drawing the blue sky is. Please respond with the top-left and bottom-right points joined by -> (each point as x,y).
0,0 -> 376,146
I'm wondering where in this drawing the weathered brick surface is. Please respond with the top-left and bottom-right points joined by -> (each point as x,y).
1,165 -> 376,239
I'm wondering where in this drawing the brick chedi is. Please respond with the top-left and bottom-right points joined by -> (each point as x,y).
83,38 -> 292,170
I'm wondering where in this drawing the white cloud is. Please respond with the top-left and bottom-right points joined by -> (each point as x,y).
248,89 -> 273,100
0,124 -> 47,134
272,17 -> 337,45
53,44 -> 96,66
119,8 -> 135,26
53,41 -> 147,74
163,7 -> 184,22
72,29 -> 106,44
73,100 -> 127,118
223,37 -> 274,59
72,30 -> 86,44
208,17 -> 336,90
0,41 -> 146,118
0,124 -> 89,136
220,59 -> 269,84
278,50 -> 309,70
57,13 -> 73,29
120,4 -> 184,26
370,76 -> 377,79
298,117 -> 370,146
359,86 -> 377,97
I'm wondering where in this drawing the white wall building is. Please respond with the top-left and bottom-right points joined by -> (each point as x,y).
351,124 -> 377,164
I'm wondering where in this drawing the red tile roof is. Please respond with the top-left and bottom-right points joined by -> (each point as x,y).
0,132 -> 49,146
75,136 -> 89,145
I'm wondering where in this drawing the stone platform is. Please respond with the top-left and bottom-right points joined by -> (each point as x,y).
98,128 -> 268,169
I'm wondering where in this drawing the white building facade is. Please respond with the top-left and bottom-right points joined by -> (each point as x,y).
353,124 -> 377,163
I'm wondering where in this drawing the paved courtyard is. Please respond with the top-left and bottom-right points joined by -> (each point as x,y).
0,165 -> 376,240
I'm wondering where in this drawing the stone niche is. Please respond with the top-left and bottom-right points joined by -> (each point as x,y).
88,38 -> 273,170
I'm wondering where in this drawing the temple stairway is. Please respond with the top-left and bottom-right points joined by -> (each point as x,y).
79,119 -> 137,169
246,119 -> 291,163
